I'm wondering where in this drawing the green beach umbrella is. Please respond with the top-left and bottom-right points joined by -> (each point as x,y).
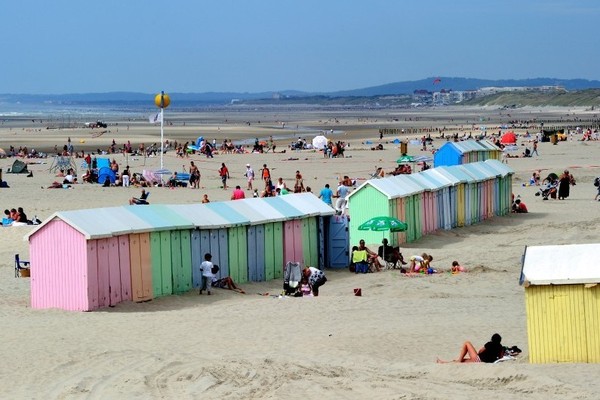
396,155 -> 415,164
358,216 -> 408,262
358,216 -> 408,232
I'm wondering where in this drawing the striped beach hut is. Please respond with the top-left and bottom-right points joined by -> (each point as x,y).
484,159 -> 514,216
520,244 -> 600,363
419,169 -> 455,230
434,139 -> 501,167
347,175 -> 424,247
25,193 -> 335,311
404,174 -> 439,235
459,163 -> 491,224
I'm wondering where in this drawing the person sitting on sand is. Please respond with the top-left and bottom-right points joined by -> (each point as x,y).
201,194 -> 210,203
511,198 -> 528,213
451,261 -> 466,274
2,209 -> 13,226
210,265 -> 245,294
129,189 -> 149,205
437,333 -> 505,364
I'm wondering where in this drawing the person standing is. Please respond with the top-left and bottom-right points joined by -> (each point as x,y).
319,184 -> 333,206
294,170 -> 305,193
219,163 -> 230,190
199,253 -> 214,295
261,163 -> 271,184
532,140 -> 539,156
121,165 -> 130,187
245,164 -> 255,190
558,169 -> 575,200
335,181 -> 350,214
189,161 -> 200,189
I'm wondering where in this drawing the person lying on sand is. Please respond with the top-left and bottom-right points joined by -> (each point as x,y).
437,333 -> 504,364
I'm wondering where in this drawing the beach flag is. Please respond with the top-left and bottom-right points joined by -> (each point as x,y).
149,112 -> 163,124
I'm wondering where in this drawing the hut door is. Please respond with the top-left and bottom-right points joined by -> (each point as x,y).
284,220 -> 303,265
247,225 -> 266,282
326,216 -> 349,268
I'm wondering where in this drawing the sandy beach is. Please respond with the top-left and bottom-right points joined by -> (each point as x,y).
2,106 -> 600,399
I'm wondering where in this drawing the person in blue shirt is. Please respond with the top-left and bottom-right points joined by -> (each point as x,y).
319,184 -> 333,206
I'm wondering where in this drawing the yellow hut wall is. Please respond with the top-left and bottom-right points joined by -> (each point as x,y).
525,284 -> 600,363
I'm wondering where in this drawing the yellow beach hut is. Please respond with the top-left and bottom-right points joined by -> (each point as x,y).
520,244 -> 600,363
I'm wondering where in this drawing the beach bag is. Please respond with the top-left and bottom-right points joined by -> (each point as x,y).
594,177 -> 599,187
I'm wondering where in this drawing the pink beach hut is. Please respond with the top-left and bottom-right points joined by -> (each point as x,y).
25,207 -> 154,311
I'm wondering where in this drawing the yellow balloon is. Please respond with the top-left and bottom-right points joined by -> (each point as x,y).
154,93 -> 171,108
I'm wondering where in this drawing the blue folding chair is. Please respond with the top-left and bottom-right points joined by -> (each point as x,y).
15,254 -> 30,278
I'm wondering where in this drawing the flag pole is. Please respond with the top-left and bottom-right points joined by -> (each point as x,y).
160,106 -> 164,170
154,91 -> 170,171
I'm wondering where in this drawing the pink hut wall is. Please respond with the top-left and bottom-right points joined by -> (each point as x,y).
118,235 -> 132,302
283,220 -> 303,265
30,220 -> 91,311
422,192 -> 436,234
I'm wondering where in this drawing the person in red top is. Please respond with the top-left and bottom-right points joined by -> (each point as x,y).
231,185 -> 246,200
261,163 -> 271,184
219,163 -> 230,190
512,199 -> 528,213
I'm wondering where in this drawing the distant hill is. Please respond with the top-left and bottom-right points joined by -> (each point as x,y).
463,88 -> 600,107
328,77 -> 600,96
1,77 -> 599,107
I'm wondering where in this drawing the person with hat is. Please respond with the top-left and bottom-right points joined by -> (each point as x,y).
244,164 -> 255,190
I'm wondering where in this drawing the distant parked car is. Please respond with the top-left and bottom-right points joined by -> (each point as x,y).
85,121 -> 108,129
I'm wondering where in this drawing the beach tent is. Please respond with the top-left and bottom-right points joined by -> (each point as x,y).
7,159 -> 28,173
500,131 -> 517,144
97,167 -> 116,185
520,244 -> 600,363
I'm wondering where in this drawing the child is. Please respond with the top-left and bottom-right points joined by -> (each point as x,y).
300,276 -> 312,296
199,253 -> 214,295
425,255 -> 437,274
409,253 -> 428,273
451,261 -> 466,274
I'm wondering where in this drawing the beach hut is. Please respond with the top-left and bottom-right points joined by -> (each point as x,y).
419,169 -> 455,230
433,139 -> 501,167
484,159 -> 514,216
520,244 -> 600,363
25,207 -> 157,311
347,174 -> 424,247
458,164 -> 490,224
404,174 -> 438,235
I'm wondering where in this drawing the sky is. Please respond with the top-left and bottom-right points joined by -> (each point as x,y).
2,0 -> 599,94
